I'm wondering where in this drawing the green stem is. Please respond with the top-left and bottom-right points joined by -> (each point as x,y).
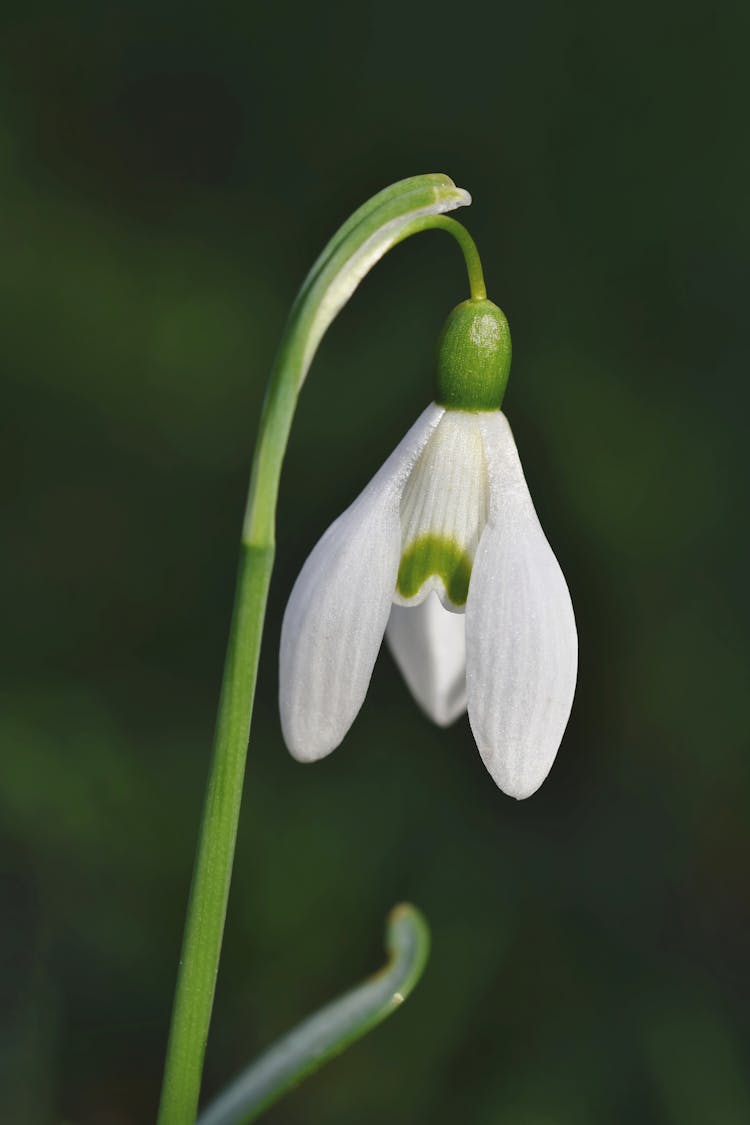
244,212 -> 486,548
156,174 -> 479,1125
430,216 -> 486,301
157,543 -> 273,1125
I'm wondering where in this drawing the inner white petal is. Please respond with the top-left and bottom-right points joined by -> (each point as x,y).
386,592 -> 467,727
394,411 -> 489,611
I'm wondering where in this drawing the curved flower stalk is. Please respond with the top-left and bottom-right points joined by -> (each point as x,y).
244,175 -> 479,547
280,301 -> 578,799
157,174 -> 475,1125
197,905 -> 429,1125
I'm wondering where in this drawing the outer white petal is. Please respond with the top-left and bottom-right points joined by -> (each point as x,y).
466,412 -> 578,799
280,404 -> 444,761
386,592 -> 467,727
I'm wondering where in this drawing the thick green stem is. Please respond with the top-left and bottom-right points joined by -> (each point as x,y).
156,174 -> 480,1125
157,543 -> 274,1125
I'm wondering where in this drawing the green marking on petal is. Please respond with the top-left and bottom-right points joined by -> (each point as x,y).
396,534 -> 473,607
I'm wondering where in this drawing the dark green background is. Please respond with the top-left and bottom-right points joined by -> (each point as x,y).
2,3 -> 748,1123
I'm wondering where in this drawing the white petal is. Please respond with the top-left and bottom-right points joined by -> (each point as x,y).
386,592 -> 467,727
280,404 -> 444,761
466,413 -> 578,799
394,411 -> 489,611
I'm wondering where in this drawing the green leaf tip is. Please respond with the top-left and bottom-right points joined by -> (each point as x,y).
197,904 -> 431,1125
384,902 -> 431,1000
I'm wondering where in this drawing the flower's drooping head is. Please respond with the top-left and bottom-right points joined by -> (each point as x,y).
280,298 -> 577,799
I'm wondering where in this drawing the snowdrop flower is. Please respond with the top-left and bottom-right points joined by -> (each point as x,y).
280,299 -> 577,798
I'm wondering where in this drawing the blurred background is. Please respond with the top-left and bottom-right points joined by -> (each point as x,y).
2,2 -> 748,1122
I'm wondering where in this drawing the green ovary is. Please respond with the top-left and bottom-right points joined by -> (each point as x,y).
396,534 -> 473,607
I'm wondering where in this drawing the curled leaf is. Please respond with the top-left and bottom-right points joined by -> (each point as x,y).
197,904 -> 430,1125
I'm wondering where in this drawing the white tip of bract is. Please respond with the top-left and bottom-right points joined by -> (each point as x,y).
280,404 -> 444,762
466,413 -> 578,799
386,592 -> 467,727
443,186 -> 472,210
